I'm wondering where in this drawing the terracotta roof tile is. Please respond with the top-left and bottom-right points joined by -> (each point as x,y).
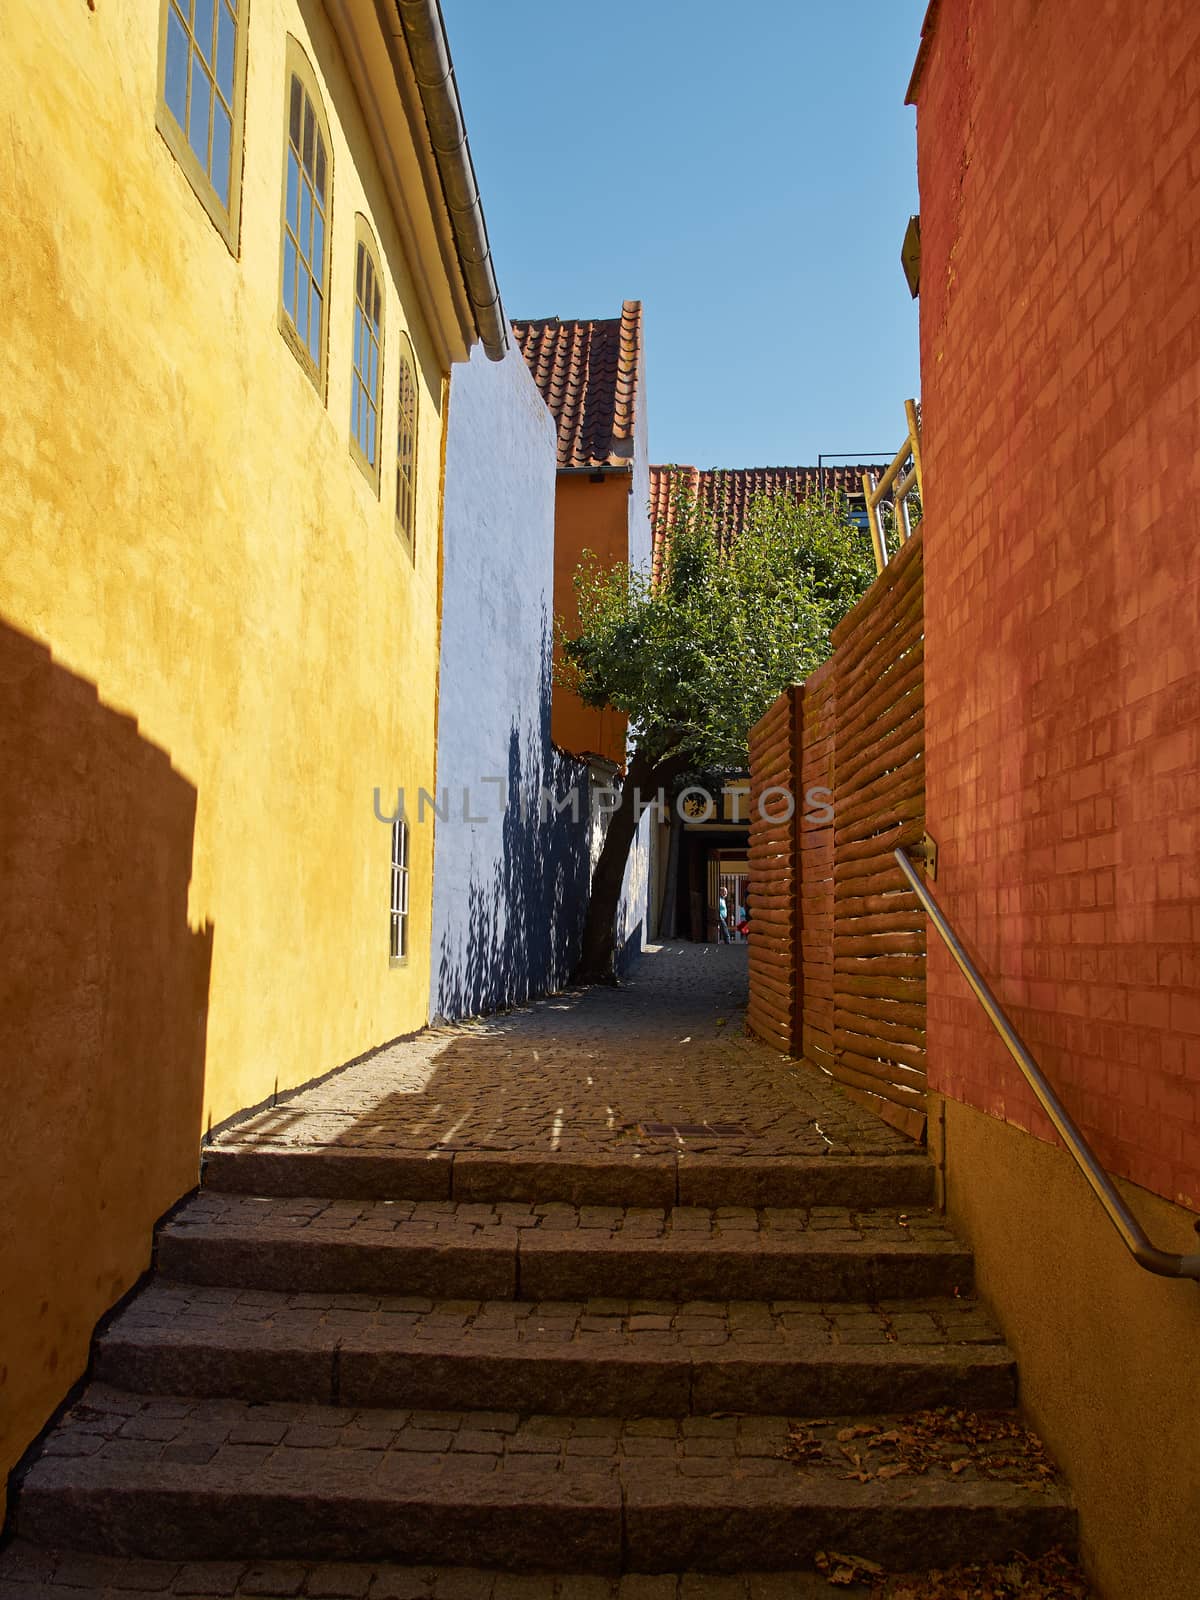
513,302 -> 642,470
649,463 -> 889,579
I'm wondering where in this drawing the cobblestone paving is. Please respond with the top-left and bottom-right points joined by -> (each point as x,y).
216,946 -> 909,1160
116,1282 -> 1004,1352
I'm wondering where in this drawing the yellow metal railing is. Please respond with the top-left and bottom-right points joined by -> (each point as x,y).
862,400 -> 924,575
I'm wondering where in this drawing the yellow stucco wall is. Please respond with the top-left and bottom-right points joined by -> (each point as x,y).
0,0 -> 450,1507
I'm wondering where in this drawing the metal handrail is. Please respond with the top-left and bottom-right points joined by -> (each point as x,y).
895,847 -> 1200,1282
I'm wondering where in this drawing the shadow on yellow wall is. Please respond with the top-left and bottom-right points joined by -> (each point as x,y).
0,621 -> 213,1515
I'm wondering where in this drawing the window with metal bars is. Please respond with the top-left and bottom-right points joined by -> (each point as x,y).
350,220 -> 384,486
389,817 -> 409,963
396,334 -> 418,553
157,0 -> 247,250
279,41 -> 331,390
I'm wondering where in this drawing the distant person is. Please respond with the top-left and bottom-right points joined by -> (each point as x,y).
717,890 -> 732,943
737,892 -> 751,937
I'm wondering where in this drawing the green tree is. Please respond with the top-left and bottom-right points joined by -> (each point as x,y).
561,476 -> 876,980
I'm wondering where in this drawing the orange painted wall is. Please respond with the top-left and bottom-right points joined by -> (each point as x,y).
915,0 -> 1200,1209
552,472 -> 631,768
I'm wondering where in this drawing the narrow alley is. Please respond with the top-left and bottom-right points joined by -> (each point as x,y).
5,3 -> 1200,1593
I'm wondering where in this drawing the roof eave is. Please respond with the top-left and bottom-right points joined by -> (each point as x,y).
393,0 -> 508,360
324,1 -> 507,368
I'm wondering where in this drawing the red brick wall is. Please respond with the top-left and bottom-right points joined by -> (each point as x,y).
914,0 -> 1200,1208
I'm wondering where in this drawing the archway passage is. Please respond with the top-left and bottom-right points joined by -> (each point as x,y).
655,782 -> 750,945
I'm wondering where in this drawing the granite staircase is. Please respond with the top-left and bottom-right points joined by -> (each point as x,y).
1,1143 -> 1075,1597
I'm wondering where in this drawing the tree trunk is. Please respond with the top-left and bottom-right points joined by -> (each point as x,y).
574,746 -> 687,983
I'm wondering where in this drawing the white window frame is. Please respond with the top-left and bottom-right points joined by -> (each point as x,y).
390,816 -> 409,964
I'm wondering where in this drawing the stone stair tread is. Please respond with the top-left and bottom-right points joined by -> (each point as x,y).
157,1194 -> 971,1304
96,1281 -> 1014,1415
16,1387 -> 1075,1573
169,1193 -> 957,1244
201,1144 -> 936,1209
0,1540 -> 1019,1598
104,1280 -> 1007,1352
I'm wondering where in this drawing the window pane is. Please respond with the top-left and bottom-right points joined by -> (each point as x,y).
315,137 -> 327,205
164,7 -> 189,129
372,285 -> 381,330
302,100 -> 315,176
188,54 -> 212,170
299,182 -> 312,264
194,0 -> 215,65
286,151 -> 299,234
311,207 -> 324,284
368,337 -> 378,394
356,242 -> 364,302
216,3 -> 236,103
367,407 -> 376,466
308,285 -> 322,365
289,76 -> 302,148
296,270 -> 309,343
351,384 -> 361,446
283,236 -> 297,319
211,100 -> 231,206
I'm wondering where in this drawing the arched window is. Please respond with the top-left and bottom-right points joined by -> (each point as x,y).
350,218 -> 384,487
396,333 -> 418,553
279,40 -> 332,391
157,0 -> 248,251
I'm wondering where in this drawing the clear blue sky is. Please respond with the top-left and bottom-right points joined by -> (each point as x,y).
439,0 -> 928,468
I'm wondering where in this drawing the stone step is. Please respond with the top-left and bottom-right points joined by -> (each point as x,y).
201,1145 -> 936,1211
157,1194 -> 972,1304
95,1281 -> 1015,1417
0,1546 -> 1092,1600
16,1388 -> 1075,1575
0,1542 -> 1088,1599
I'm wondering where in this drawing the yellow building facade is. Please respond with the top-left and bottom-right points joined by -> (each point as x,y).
0,0 -> 499,1509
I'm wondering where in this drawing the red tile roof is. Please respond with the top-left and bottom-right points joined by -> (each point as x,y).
513,302 -> 642,470
649,464 -> 889,579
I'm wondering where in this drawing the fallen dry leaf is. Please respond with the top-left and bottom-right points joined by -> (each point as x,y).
860,1544 -> 1091,1598
816,1548 -> 885,1587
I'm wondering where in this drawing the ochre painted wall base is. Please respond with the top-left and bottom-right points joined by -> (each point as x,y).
931,1094 -> 1200,1600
